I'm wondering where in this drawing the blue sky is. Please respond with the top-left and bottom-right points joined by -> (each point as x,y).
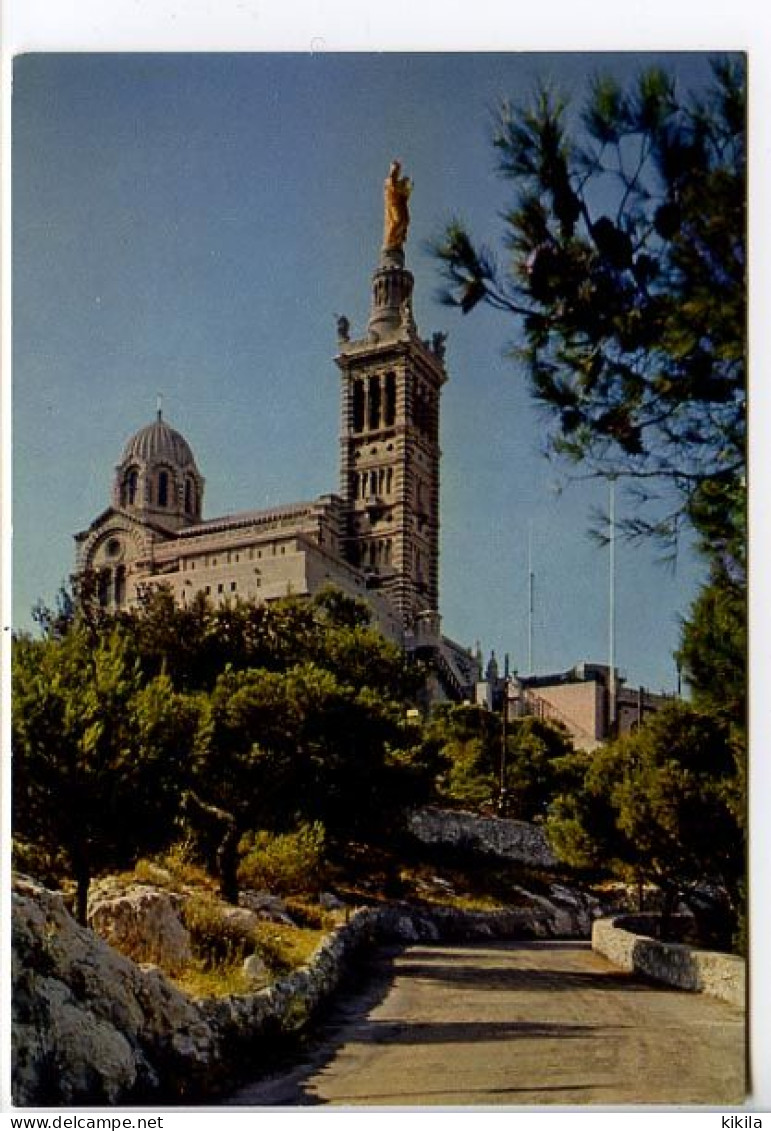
12,51 -> 726,691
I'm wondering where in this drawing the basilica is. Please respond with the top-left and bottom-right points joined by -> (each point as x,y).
75,163 -> 480,701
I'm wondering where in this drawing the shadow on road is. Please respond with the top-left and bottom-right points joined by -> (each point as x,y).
229,942 -> 610,1106
394,957 -> 659,994
344,1016 -> 596,1045
293,1082 -> 603,1105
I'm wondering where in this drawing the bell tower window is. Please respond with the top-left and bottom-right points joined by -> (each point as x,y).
384,372 -> 396,426
368,375 -> 381,430
353,380 -> 365,433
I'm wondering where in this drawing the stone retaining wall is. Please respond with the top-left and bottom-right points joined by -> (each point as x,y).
592,914 -> 745,1008
406,806 -> 558,869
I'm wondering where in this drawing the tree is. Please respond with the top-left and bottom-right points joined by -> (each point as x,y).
18,582 -> 426,904
12,627 -> 199,922
188,661 -> 417,899
676,562 -> 746,724
426,703 -> 575,817
433,58 -> 746,567
111,583 -> 419,701
440,737 -> 498,810
547,702 -> 744,945
504,716 -> 576,823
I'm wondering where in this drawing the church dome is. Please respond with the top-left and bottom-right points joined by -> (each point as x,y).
114,410 -> 205,526
121,412 -> 199,470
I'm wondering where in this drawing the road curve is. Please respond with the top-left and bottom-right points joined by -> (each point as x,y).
228,940 -> 745,1107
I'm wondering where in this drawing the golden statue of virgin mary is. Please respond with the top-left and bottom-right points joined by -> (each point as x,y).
383,160 -> 412,251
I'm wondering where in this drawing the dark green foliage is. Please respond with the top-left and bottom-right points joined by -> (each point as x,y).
14,583 -> 429,907
433,58 -> 746,568
503,716 -> 578,822
433,61 -> 747,881
424,702 -> 575,817
237,823 -> 327,896
192,661 -> 415,849
12,627 -> 200,922
104,583 -> 419,702
547,702 -> 744,946
677,563 -> 746,725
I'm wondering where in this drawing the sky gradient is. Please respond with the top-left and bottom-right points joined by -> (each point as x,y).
13,51 -> 724,691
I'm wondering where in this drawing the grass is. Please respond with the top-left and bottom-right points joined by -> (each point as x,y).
133,845 -> 216,892
252,920 -> 328,973
84,847 -> 339,999
173,960 -> 255,999
167,918 -> 329,999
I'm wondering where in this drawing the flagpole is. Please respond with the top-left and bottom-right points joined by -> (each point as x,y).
528,521 -> 534,674
609,477 -> 617,735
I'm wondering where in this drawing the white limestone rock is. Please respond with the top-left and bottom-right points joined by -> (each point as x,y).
88,879 -> 192,973
242,953 -> 269,982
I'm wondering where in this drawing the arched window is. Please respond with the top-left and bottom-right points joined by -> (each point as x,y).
353,380 -> 365,433
368,375 -> 381,430
97,569 -> 111,608
384,372 -> 396,426
157,470 -> 169,508
114,565 -> 126,607
123,468 -> 139,507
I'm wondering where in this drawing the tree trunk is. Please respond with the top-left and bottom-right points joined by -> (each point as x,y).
183,790 -> 240,905
217,824 -> 241,906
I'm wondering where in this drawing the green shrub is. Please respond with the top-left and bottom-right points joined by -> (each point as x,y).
12,838 -> 69,890
238,822 -> 327,896
181,893 -> 256,969
155,841 -> 215,889
440,738 -> 496,809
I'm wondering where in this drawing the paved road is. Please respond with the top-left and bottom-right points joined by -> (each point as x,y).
229,940 -> 746,1107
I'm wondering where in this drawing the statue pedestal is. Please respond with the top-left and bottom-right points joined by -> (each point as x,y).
379,246 -> 405,270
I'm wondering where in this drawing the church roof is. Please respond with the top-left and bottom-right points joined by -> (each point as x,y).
120,412 -> 199,470
177,496 -> 341,538
74,505 -> 178,543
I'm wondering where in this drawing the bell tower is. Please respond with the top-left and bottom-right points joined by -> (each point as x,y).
335,162 -> 447,638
